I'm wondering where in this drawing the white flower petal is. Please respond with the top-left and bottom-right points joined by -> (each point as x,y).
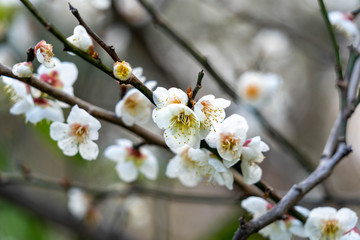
58,137 -> 79,156
138,150 -> 158,180
241,160 -> 262,184
50,122 -> 70,141
115,161 -> 138,182
241,196 -> 268,216
336,208 -> 358,232
79,140 -> 99,160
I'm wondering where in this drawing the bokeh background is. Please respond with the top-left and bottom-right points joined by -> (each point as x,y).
1,0 -> 360,239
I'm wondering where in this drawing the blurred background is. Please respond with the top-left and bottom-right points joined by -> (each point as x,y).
1,0 -> 360,239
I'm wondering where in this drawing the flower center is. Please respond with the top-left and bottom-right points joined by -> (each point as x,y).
220,134 -> 240,157
33,97 -> 50,107
245,84 -> 260,99
124,94 -> 140,115
116,61 -> 130,79
40,71 -> 63,88
126,147 -> 145,167
70,123 -> 89,143
201,100 -> 220,124
321,219 -> 340,238
39,45 -> 54,61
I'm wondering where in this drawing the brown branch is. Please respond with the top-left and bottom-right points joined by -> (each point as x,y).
68,3 -> 121,63
0,63 -> 166,148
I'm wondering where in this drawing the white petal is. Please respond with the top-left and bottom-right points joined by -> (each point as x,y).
166,156 -> 181,178
115,161 -> 138,182
336,208 -> 358,232
241,196 -> 268,216
241,161 -> 262,185
50,122 -> 70,141
139,149 -> 158,180
104,145 -> 125,162
58,62 -> 78,86
79,140 -> 99,160
58,137 -> 78,156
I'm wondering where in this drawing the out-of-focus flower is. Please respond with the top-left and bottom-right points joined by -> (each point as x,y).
153,103 -> 201,149
194,94 -> 231,139
206,114 -> 248,167
241,136 -> 269,185
132,67 -> 146,83
123,195 -> 150,228
115,81 -> 156,126
237,71 -> 282,106
104,139 -> 158,182
115,0 -> 150,26
66,25 -> 94,54
329,11 -> 360,44
113,61 -> 132,81
251,29 -> 291,60
37,57 -> 78,97
2,76 -> 64,123
304,207 -> 358,240
242,196 -> 308,240
34,40 -> 56,68
90,0 -> 111,10
166,145 -> 233,189
50,105 -> 101,160
68,188 -> 91,219
12,62 -> 33,78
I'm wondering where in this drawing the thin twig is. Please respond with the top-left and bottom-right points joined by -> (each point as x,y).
192,70 -> 204,100
68,3 -> 121,63
0,63 -> 166,148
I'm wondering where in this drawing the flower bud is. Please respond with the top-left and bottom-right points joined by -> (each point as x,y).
12,62 -> 33,77
34,40 -> 56,68
66,25 -> 94,53
113,61 -> 132,80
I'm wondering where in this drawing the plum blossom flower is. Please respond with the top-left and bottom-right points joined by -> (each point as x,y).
90,0 -> 111,10
66,25 -> 94,54
50,105 -> 101,160
206,114 -> 248,167
104,139 -> 158,182
304,207 -> 358,240
37,57 -> 78,97
115,81 -> 156,126
152,87 -> 188,109
194,94 -> 231,139
153,103 -> 201,149
242,196 -> 308,240
132,67 -> 146,83
237,71 -> 281,105
34,40 -> 56,68
241,136 -> 269,185
329,11 -> 360,44
113,61 -> 132,80
166,145 -> 233,189
12,62 -> 33,77
2,76 -> 64,123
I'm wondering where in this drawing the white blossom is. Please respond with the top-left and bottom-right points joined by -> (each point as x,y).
153,103 -> 201,149
166,145 -> 233,189
241,136 -> 269,185
104,139 -> 158,182
341,229 -> 360,240
34,40 -> 56,68
153,87 -> 188,109
206,114 -> 248,167
194,94 -> 231,139
12,62 -> 33,78
329,11 -> 360,44
50,105 -> 101,160
242,196 -> 307,240
123,195 -> 150,228
113,61 -> 132,80
90,0 -> 111,10
304,207 -> 358,240
37,57 -> 78,98
237,71 -> 282,105
132,67 -> 146,83
115,81 -> 156,126
2,76 -> 64,123
66,25 -> 94,53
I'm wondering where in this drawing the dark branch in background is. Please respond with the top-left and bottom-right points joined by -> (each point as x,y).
19,0 -> 155,105
0,63 -> 166,148
68,3 -> 121,62
136,0 -> 316,175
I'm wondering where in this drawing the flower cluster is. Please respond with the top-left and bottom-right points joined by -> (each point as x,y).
328,11 -> 360,44
152,86 -> 269,187
3,57 -> 78,124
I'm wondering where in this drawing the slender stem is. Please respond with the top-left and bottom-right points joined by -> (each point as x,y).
317,0 -> 343,80
68,3 -> 121,63
192,70 -> 204,100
